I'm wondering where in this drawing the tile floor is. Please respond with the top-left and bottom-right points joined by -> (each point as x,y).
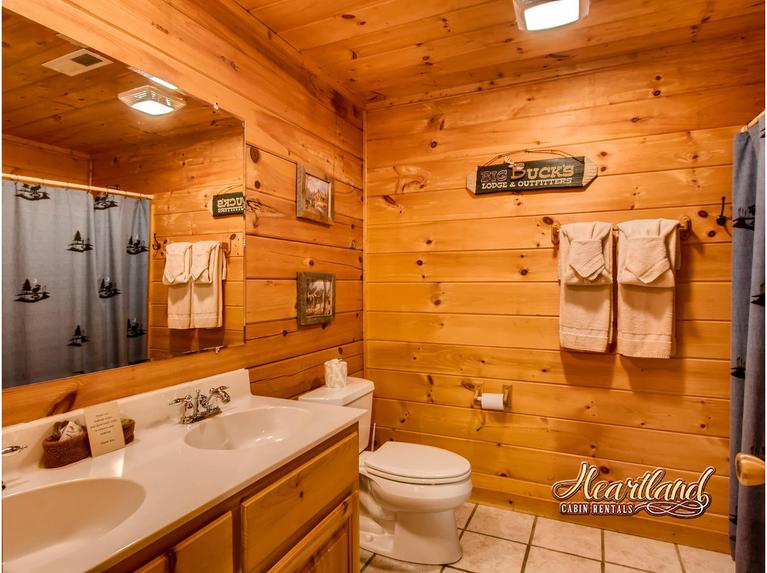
359,503 -> 735,573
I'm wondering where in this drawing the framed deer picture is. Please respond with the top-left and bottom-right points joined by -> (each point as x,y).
296,272 -> 336,325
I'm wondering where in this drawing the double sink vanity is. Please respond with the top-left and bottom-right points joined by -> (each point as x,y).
2,369 -> 364,572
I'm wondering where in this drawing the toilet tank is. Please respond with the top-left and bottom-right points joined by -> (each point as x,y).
298,377 -> 374,453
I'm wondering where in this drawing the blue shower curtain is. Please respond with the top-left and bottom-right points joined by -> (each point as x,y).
2,181 -> 149,388
729,116 -> 765,573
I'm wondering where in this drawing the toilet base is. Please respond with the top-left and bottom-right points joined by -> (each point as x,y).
360,510 -> 463,565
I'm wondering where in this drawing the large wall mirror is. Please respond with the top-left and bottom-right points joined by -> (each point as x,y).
2,9 -> 246,389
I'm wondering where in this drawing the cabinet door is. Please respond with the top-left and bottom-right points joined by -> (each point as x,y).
269,493 -> 359,573
134,554 -> 170,573
242,433 -> 358,572
173,511 -> 234,573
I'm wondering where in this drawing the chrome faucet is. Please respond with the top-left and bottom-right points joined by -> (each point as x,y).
2,445 -> 27,456
169,386 -> 230,424
2,444 -> 27,490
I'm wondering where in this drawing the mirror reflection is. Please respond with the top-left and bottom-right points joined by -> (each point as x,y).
2,10 -> 246,388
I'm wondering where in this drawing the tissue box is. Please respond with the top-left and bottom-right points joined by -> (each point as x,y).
324,359 -> 348,388
42,419 -> 136,468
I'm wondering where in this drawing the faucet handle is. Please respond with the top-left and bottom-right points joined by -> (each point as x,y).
210,386 -> 231,403
169,394 -> 193,407
2,445 -> 27,456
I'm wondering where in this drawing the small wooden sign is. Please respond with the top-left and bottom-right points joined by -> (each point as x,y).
466,157 -> 597,194
84,402 -> 125,457
211,191 -> 245,217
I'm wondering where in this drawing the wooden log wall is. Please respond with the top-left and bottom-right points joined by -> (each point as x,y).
244,145 -> 365,397
364,25 -> 765,551
2,134 -> 91,184
2,0 -> 363,424
91,124 -> 246,359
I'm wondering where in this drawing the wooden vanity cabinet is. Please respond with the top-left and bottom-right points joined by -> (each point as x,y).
270,492 -> 358,573
122,426 -> 359,573
241,431 -> 358,571
134,512 -> 234,573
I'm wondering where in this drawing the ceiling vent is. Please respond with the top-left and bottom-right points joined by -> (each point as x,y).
41,49 -> 112,76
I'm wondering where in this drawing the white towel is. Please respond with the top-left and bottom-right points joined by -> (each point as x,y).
162,242 -> 192,285
616,219 -> 680,358
191,242 -> 227,328
163,242 -> 192,329
558,222 -> 614,352
190,240 -> 220,284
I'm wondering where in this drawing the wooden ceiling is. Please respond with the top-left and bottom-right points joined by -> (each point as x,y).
2,9 -> 241,155
236,0 -> 764,106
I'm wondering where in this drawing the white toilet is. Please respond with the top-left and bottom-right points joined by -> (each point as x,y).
299,377 -> 472,565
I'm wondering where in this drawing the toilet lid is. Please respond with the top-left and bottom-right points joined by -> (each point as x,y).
364,442 -> 471,484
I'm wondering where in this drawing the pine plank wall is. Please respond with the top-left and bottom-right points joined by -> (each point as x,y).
364,20 -> 764,550
2,0 -> 764,553
2,0 -> 364,423
90,125 -> 247,359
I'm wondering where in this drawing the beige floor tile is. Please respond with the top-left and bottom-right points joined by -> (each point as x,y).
451,531 -> 527,573
364,554 -> 442,573
524,546 -> 601,573
455,502 -> 477,529
604,531 -> 682,573
465,504 -> 534,543
678,545 -> 735,573
604,564 -> 650,573
532,517 -> 602,560
360,548 -> 374,569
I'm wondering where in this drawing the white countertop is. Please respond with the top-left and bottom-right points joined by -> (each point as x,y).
1,369 -> 364,573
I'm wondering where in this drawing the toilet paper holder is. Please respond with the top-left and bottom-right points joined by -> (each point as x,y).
472,383 -> 511,411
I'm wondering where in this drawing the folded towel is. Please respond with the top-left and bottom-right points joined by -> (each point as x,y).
623,237 -> 671,284
162,242 -> 192,285
561,223 -> 613,285
167,282 -> 192,329
190,240 -> 221,284
616,219 -> 680,358
163,242 -> 193,329
191,242 -> 227,328
618,219 -> 679,288
558,222 -> 614,352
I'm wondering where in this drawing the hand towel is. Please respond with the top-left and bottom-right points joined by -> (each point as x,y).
163,242 -> 193,329
190,240 -> 220,284
616,219 -> 680,358
162,242 -> 192,285
558,222 -> 614,352
191,242 -> 227,328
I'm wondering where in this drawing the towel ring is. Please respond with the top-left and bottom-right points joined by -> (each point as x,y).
550,216 -> 692,246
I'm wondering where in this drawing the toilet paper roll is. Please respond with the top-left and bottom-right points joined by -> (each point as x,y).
324,358 -> 348,388
480,393 -> 505,411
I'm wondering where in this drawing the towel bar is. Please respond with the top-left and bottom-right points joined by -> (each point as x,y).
550,216 -> 691,246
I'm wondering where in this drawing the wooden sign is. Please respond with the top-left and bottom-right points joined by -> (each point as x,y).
211,191 -> 245,217
466,157 -> 597,194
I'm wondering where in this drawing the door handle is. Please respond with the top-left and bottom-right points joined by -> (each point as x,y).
736,453 -> 765,486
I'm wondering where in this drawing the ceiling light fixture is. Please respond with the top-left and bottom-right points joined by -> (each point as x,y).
118,85 -> 186,116
513,0 -> 589,31
128,66 -> 180,91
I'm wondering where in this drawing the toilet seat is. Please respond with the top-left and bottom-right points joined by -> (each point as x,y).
363,442 -> 471,485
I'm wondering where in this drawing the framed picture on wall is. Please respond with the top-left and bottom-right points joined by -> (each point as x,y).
296,162 -> 334,224
296,272 -> 336,326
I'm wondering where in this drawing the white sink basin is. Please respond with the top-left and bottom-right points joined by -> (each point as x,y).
184,406 -> 312,450
2,478 -> 145,564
